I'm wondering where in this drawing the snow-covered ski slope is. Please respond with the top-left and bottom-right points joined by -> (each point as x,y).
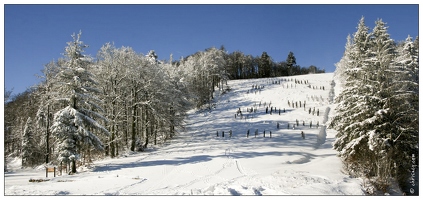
4,73 -> 365,195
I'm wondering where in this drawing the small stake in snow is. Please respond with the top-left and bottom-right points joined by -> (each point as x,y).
247,129 -> 250,138
301,131 -> 305,139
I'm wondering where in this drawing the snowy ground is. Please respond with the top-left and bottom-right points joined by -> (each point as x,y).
3,73 -> 367,196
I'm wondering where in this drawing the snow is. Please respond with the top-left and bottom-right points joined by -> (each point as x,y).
3,73 -> 366,196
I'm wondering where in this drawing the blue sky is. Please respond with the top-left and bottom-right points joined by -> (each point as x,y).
3,4 -> 419,96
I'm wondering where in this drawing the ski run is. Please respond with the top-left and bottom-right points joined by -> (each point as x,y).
5,73 -> 369,196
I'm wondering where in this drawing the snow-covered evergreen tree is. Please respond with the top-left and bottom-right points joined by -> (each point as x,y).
362,18 -> 397,187
331,17 -> 373,176
50,31 -> 110,173
388,35 -> 419,189
147,50 -> 159,64
331,17 -> 419,192
334,34 -> 353,85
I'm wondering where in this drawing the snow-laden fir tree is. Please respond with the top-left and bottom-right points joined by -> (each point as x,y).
330,17 -> 373,176
50,31 -> 109,173
333,34 -> 354,86
286,51 -> 296,76
331,17 -> 419,193
361,18 -> 397,187
387,35 -> 419,189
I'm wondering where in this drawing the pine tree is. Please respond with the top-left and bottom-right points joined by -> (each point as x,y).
331,17 -> 419,192
331,17 -> 373,173
334,34 -> 353,85
286,51 -> 296,76
259,51 -> 272,77
388,35 -> 419,189
362,19 -> 397,187
51,31 -> 110,173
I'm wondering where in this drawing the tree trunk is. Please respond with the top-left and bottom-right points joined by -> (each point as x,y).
71,160 -> 76,173
45,105 -> 50,164
143,109 -> 149,149
130,88 -> 137,152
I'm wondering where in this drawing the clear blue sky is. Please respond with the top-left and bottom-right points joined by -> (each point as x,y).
3,4 -> 419,96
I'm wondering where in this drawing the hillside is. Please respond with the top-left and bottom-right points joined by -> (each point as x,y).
4,73 -> 365,195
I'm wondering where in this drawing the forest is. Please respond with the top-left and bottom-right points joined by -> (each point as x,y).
4,31 -> 324,172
